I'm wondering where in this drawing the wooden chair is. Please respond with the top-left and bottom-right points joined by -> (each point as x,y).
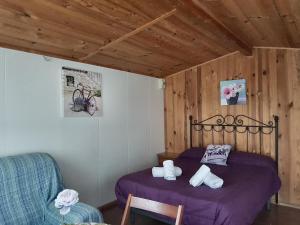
120,194 -> 184,225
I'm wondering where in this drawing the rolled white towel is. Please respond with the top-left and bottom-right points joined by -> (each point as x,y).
204,172 -> 224,189
163,160 -> 176,181
152,167 -> 182,177
189,165 -> 211,187
55,189 -> 79,215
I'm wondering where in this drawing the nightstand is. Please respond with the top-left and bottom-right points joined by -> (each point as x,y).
157,152 -> 180,166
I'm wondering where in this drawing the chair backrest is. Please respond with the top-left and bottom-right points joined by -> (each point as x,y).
121,194 -> 184,225
0,153 -> 64,224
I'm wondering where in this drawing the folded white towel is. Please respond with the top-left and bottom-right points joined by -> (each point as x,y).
204,172 -> 224,189
163,160 -> 176,181
152,167 -> 182,177
55,189 -> 79,215
189,165 -> 211,187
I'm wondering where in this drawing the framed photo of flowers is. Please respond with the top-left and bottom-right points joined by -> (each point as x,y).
220,79 -> 246,105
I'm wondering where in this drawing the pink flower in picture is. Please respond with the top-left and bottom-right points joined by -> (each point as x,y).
223,87 -> 232,99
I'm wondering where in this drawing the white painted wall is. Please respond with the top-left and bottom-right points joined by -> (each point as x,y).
0,48 -> 165,207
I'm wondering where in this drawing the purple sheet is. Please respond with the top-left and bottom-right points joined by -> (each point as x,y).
115,149 -> 281,225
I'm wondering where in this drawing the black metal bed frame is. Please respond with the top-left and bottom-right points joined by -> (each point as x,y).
189,114 -> 279,204
130,115 -> 280,224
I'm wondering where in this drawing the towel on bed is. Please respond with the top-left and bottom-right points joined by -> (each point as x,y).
204,172 -> 224,189
189,165 -> 224,188
163,160 -> 176,181
189,165 -> 211,187
152,167 -> 182,177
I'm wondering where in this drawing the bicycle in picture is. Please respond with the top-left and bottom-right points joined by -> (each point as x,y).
71,83 -> 98,116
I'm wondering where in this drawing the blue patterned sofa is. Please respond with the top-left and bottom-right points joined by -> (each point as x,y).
0,153 -> 103,225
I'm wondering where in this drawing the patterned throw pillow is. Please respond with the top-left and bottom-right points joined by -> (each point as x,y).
201,144 -> 232,166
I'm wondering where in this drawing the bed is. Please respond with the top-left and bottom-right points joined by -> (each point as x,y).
115,115 -> 281,225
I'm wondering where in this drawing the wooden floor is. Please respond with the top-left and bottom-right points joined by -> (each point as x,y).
102,204 -> 300,225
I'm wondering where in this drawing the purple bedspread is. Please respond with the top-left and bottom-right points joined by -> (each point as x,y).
115,149 -> 281,225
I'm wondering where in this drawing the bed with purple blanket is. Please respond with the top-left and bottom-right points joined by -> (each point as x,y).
116,148 -> 280,225
115,115 -> 281,225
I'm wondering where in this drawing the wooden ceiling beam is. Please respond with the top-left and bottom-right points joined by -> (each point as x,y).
80,8 -> 177,61
183,0 -> 252,56
0,0 -> 298,77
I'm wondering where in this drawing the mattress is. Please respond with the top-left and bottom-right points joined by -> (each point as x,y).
115,148 -> 281,225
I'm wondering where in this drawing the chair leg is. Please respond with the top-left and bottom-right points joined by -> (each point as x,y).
121,194 -> 132,225
175,205 -> 184,225
130,211 -> 136,224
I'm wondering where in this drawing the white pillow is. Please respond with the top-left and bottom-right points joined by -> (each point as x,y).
201,144 -> 232,166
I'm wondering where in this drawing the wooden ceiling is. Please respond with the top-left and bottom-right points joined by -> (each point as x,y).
0,0 -> 299,77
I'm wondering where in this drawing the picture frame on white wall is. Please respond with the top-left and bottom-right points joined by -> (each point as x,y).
62,67 -> 103,117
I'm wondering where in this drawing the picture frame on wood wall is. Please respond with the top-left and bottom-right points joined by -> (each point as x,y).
220,79 -> 246,106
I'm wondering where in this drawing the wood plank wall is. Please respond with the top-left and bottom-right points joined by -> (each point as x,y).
164,48 -> 300,206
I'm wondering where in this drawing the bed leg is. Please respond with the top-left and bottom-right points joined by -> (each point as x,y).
130,210 -> 136,224
266,199 -> 271,211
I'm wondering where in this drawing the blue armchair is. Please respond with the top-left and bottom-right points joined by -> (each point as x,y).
0,153 -> 103,225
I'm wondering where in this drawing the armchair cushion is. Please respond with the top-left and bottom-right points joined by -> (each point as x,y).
45,202 -> 103,224
0,153 -> 103,225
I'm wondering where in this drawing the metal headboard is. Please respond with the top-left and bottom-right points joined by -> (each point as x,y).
189,114 -> 279,203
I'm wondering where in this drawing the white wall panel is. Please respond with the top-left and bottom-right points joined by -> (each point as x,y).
127,74 -> 151,173
0,49 -> 5,153
149,78 -> 165,156
98,69 -> 129,204
0,47 -> 165,207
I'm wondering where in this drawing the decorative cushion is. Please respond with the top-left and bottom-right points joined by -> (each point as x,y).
201,144 -> 232,166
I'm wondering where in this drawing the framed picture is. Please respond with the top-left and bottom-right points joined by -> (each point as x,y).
62,67 -> 102,117
220,79 -> 246,106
